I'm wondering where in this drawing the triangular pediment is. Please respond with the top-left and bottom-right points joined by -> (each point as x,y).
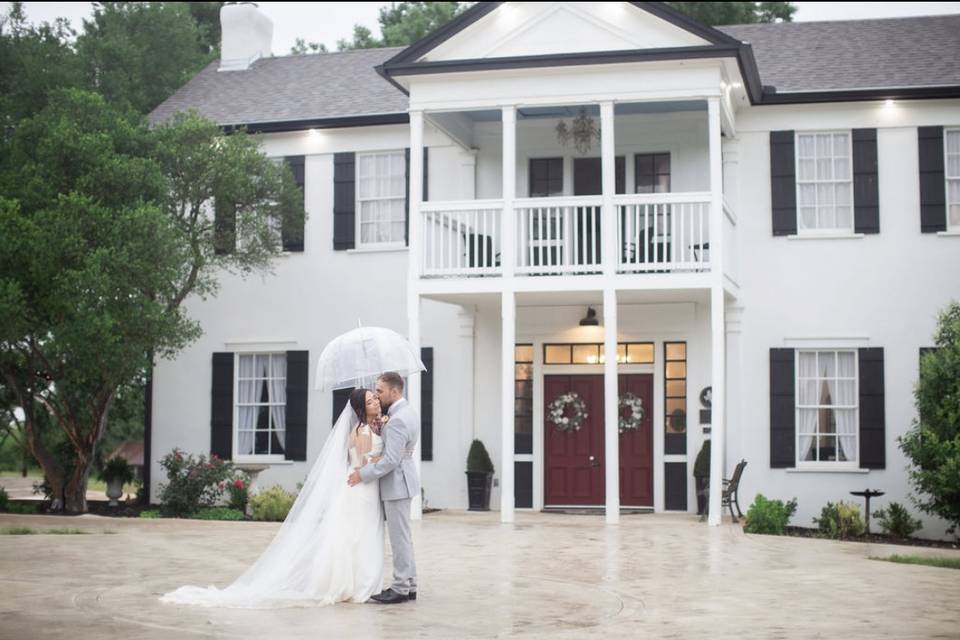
415,2 -> 719,63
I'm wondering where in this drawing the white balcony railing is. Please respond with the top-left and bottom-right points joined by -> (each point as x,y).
419,200 -> 503,277
515,196 -> 603,275
616,193 -> 711,273
418,192 -> 721,279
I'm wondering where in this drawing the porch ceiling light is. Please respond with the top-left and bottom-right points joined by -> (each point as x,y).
579,307 -> 599,327
556,106 -> 600,155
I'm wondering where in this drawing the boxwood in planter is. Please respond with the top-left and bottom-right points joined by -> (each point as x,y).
466,439 -> 494,511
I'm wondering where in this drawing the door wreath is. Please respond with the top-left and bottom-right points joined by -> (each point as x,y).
547,392 -> 588,433
619,392 -> 645,433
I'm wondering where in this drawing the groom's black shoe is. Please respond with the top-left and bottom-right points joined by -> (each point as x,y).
370,588 -> 409,604
407,591 -> 416,601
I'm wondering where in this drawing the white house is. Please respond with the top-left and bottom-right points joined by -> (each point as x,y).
148,2 -> 960,538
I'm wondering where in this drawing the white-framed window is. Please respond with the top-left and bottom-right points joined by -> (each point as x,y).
235,352 -> 286,460
795,131 -> 853,233
795,349 -> 858,468
946,128 -> 960,230
356,150 -> 406,248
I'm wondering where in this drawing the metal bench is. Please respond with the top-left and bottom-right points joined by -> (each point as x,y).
722,459 -> 747,522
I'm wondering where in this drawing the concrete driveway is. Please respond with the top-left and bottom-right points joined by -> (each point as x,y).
0,511 -> 957,639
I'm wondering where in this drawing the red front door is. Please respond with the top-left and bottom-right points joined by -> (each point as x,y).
619,374 -> 654,507
544,375 -> 605,506
544,373 -> 655,508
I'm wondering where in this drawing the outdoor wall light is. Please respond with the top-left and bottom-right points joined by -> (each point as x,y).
579,307 -> 599,327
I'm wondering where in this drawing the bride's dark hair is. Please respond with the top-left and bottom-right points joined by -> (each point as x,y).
348,388 -> 373,425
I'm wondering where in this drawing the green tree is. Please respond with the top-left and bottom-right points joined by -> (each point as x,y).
291,37 -> 328,55
76,2 -> 215,115
187,1 -> 224,55
0,2 -> 82,130
899,302 -> 960,537
667,2 -> 795,25
338,1 -> 465,50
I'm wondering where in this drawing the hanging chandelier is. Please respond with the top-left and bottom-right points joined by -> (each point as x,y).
556,106 -> 600,154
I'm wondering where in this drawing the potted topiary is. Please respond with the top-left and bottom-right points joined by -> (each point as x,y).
98,457 -> 136,507
693,439 -> 711,516
466,439 -> 495,511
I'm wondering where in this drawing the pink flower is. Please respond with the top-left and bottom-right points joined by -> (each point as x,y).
233,479 -> 245,489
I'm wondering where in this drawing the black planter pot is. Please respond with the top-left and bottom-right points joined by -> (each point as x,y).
466,471 -> 493,511
694,475 -> 709,515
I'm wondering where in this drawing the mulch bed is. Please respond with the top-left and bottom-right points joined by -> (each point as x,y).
779,525 -> 959,550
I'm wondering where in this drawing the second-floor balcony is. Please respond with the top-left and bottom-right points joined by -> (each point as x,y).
410,99 -> 739,289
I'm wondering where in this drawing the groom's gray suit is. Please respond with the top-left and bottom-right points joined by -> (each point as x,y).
358,396 -> 419,596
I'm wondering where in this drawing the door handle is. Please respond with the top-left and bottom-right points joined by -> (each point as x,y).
588,455 -> 600,467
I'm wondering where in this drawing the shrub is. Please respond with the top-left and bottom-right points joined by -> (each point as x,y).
139,509 -> 162,519
157,448 -> 234,517
0,486 -> 8,511
899,302 -> 960,536
693,440 -> 711,478
6,502 -> 38,515
466,439 -> 494,473
97,457 -> 136,486
814,501 -> 866,539
193,507 -> 246,521
874,502 -> 923,540
249,485 -> 296,522
225,474 -> 251,512
743,494 -> 798,535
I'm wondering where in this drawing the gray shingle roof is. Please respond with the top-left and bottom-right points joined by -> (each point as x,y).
148,47 -> 407,128
720,14 -> 960,93
150,14 -> 960,127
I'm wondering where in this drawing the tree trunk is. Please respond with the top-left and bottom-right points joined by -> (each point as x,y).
63,458 -> 92,514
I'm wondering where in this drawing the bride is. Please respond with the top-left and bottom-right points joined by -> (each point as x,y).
159,388 -> 386,608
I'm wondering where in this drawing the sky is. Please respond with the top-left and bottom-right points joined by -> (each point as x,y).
4,1 -> 960,53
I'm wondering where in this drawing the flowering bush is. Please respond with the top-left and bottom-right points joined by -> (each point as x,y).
158,448 -> 234,517
814,501 -> 866,539
226,474 -> 251,512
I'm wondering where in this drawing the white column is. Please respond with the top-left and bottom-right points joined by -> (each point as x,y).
600,101 -> 616,276
501,106 -> 517,279
408,110 -> 424,521
500,290 -> 516,522
707,97 -> 726,526
603,288 -> 620,524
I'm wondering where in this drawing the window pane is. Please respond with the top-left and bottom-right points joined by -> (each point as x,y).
515,345 -> 534,362
544,345 -> 571,364
665,343 -> 686,360
666,380 -> 686,397
950,204 -> 960,228
816,158 -> 833,180
627,343 -> 654,364
835,157 -> 850,179
947,131 -> 960,154
817,351 -> 837,377
816,134 -> 831,155
654,154 -> 671,175
666,361 -> 686,378
799,159 -> 816,181
655,175 -> 671,193
666,398 -> 686,416
798,134 -> 815,156
572,344 -> 599,364
635,154 -> 653,175
833,133 -> 849,156
515,363 -> 532,380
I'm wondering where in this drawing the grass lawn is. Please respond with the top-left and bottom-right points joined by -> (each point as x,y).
870,554 -> 960,570
0,526 -> 117,535
0,469 -> 138,495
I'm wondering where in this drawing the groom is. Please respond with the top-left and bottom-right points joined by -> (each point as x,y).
348,371 -> 419,604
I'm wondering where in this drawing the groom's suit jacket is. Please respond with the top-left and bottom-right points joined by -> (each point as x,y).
359,397 -> 420,501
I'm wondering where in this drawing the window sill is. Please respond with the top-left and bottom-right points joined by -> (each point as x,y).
233,458 -> 295,466
936,231 -> 960,237
785,467 -> 870,474
346,246 -> 408,254
786,233 -> 865,240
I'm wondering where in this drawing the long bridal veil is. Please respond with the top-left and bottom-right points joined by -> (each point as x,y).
159,405 -> 358,608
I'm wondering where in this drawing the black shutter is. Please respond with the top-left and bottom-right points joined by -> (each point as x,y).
420,347 -> 434,461
858,347 -> 885,469
211,352 -> 234,459
284,350 -> 309,461
770,131 -> 797,236
852,129 -> 880,234
213,198 -> 236,255
282,155 -> 305,252
770,348 -> 795,468
918,126 -> 946,233
333,152 -> 356,250
404,147 -> 411,246
332,388 -> 353,426
422,146 -> 429,203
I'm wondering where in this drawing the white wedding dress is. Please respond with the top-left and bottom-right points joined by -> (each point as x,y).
159,409 -> 385,608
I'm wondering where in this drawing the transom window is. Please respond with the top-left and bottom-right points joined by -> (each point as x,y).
543,342 -> 654,365
236,353 -> 286,458
356,150 -> 406,247
796,132 -> 853,232
946,128 -> 960,230
796,350 -> 858,466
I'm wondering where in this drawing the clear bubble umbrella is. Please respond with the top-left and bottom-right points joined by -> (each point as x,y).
314,326 -> 425,391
